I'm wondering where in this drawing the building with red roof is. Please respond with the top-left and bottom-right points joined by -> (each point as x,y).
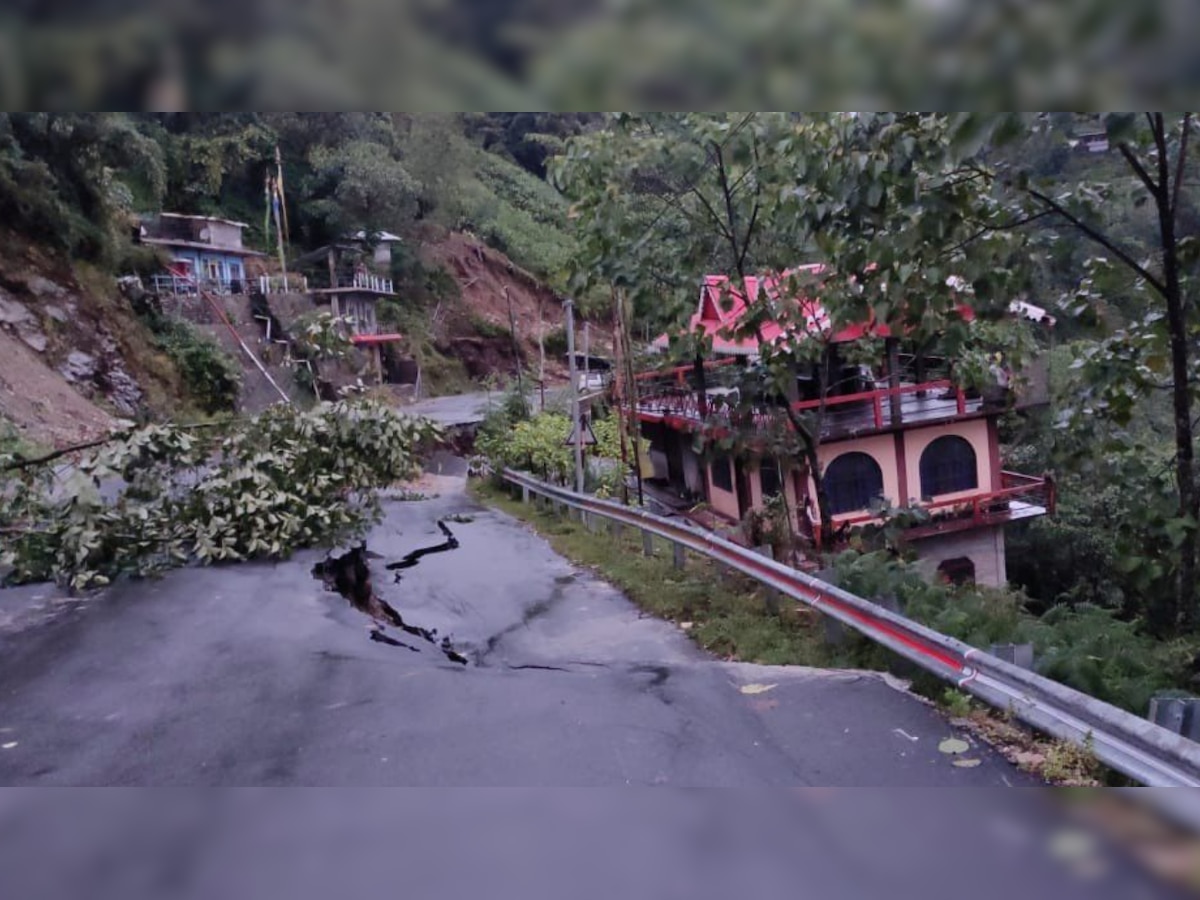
628,268 -> 1053,588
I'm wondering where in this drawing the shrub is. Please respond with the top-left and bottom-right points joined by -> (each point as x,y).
154,321 -> 242,414
831,548 -> 1197,715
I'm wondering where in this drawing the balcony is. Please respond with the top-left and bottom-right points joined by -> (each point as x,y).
810,470 -> 1055,545
635,377 -> 988,442
632,356 -> 1048,443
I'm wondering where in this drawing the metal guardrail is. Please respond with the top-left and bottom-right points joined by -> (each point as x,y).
501,468 -> 1200,816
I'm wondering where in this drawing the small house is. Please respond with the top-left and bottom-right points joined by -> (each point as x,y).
350,231 -> 404,267
138,213 -> 264,294
312,274 -> 402,385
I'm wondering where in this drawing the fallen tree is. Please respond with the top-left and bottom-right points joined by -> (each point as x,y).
1,399 -> 440,590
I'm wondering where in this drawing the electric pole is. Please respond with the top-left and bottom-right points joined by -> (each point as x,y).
565,298 -> 585,493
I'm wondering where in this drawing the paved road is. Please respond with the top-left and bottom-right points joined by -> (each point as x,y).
0,488 -> 1022,788
401,387 -> 571,426
0,479 -> 1183,897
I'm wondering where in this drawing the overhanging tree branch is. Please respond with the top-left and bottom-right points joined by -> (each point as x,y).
1025,186 -> 1167,296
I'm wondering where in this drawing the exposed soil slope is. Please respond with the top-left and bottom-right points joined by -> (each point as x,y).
0,328 -> 117,448
0,231 -> 184,447
420,230 -> 608,382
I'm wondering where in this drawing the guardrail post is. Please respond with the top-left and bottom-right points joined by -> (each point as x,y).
521,486 -> 530,504
672,542 -> 686,570
990,643 -> 1034,671
1148,692 -> 1200,740
642,530 -> 654,557
753,546 -> 780,614
608,521 -> 623,540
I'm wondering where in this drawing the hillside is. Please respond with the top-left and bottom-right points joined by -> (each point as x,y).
0,113 -> 605,446
416,229 -> 607,387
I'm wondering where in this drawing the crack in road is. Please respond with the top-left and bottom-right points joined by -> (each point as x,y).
313,524 -> 468,665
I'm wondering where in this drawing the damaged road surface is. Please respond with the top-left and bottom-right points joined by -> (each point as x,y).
0,489 -> 1029,788
0,488 -> 1186,896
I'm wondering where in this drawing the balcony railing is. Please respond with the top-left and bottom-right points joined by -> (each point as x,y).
810,470 -> 1055,546
152,273 -> 311,297
631,353 -> 1048,438
327,273 -> 395,294
634,378 -> 988,441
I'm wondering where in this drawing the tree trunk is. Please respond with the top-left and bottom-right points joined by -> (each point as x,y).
1156,115 -> 1197,632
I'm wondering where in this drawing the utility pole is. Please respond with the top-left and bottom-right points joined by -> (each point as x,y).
504,285 -> 524,405
583,321 -> 590,390
565,298 -> 585,493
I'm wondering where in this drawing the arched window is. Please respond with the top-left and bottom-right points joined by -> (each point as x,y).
919,436 -> 978,498
824,452 -> 884,515
937,557 -> 976,586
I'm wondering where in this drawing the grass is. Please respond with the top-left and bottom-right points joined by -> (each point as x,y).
472,478 -> 834,668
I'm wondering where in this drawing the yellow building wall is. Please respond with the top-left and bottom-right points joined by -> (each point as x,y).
903,418 -> 995,503
706,459 -> 741,520
801,419 -> 998,523
811,434 -> 902,522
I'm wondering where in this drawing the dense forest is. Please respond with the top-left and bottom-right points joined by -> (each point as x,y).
4,112 -> 1200,715
0,112 -> 598,289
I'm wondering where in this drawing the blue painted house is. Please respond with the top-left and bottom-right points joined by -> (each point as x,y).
138,213 -> 265,294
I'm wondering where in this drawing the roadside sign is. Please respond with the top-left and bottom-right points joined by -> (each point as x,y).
564,415 -> 598,447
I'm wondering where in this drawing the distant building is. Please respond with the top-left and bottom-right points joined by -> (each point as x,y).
138,213 -> 265,294
350,230 -> 404,267
312,274 -> 402,385
1074,132 -> 1109,153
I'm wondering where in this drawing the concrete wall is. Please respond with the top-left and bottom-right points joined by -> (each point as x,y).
205,221 -> 245,251
912,524 -> 1007,588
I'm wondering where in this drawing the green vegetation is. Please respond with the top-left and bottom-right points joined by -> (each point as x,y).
832,550 -> 1199,716
1,400 -> 440,590
152,321 -> 241,415
475,392 -> 646,499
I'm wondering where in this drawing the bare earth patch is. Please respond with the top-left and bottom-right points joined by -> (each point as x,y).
0,329 -> 118,449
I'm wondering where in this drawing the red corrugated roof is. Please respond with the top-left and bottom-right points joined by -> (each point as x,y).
652,266 -> 974,355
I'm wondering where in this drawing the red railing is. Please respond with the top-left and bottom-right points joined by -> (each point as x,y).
633,357 -> 739,386
635,378 -> 977,440
810,470 -> 1056,545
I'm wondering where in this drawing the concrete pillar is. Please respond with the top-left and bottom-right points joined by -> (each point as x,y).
521,486 -> 530,504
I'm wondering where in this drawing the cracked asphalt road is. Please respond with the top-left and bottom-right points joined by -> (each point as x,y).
0,479 -> 1186,897
0,487 -> 1026,787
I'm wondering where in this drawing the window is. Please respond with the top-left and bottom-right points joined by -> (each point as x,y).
710,455 -> 733,493
919,435 -> 978,498
824,452 -> 884,515
759,461 -> 782,499
937,557 -> 976,586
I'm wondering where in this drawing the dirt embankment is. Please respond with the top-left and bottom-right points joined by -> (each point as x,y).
419,230 -> 609,383
0,231 -> 185,448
